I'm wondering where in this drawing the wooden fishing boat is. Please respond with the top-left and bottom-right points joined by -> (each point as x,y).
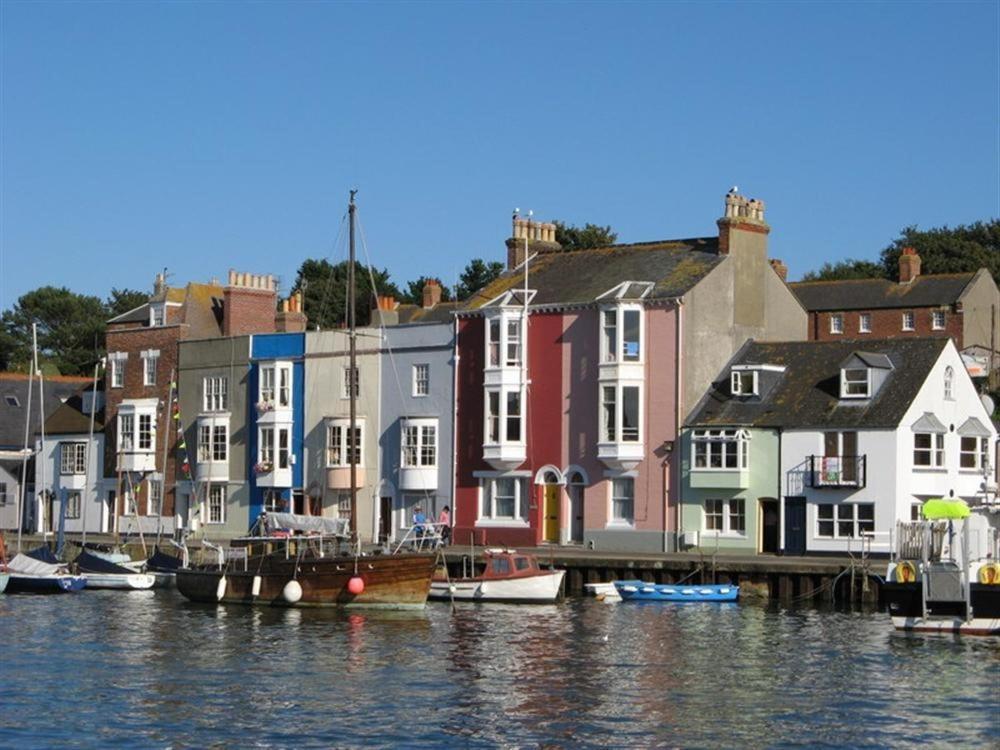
429,549 -> 565,603
613,580 -> 739,602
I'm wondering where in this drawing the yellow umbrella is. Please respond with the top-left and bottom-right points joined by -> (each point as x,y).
921,498 -> 971,520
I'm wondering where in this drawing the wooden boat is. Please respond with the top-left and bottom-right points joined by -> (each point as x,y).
5,553 -> 86,594
74,550 -> 156,590
883,499 -> 1000,635
176,513 -> 436,609
429,549 -> 565,603
613,580 -> 739,602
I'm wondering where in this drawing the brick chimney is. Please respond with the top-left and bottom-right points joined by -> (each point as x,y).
422,279 -> 442,309
717,189 -> 770,255
769,258 -> 788,282
275,291 -> 308,333
505,214 -> 561,269
373,294 -> 399,326
898,247 -> 921,284
223,270 -> 278,337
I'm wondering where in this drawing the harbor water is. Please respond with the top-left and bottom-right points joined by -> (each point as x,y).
1,591 -> 997,749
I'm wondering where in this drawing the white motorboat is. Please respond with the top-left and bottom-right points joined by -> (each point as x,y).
429,549 -> 565,603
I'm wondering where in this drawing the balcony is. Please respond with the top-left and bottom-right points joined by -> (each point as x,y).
808,455 -> 867,489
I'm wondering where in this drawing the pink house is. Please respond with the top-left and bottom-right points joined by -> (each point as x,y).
452,191 -> 806,552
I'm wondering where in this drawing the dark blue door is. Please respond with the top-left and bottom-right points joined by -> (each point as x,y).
784,498 -> 807,555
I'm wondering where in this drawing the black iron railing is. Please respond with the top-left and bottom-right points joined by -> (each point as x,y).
808,455 -> 867,488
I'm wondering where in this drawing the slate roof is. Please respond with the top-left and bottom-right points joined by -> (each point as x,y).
107,282 -> 225,338
396,302 -> 461,325
0,374 -> 92,448
789,274 -> 975,312
461,237 -> 723,310
45,392 -> 104,435
687,338 -> 949,430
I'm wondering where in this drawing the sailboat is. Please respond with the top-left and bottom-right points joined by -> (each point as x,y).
176,191 -> 437,608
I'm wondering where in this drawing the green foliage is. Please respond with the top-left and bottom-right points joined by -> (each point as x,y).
553,221 -> 618,251
801,220 -> 1000,281
107,288 -> 150,318
400,276 -> 453,306
291,258 -> 402,328
801,259 -> 886,281
0,286 -> 107,374
454,259 -> 504,301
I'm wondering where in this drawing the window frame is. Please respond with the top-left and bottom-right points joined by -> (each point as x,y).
110,357 -> 125,388
207,485 -> 226,524
342,366 -> 359,400
610,476 -> 635,526
944,366 -> 954,400
484,387 -> 523,446
600,304 -> 644,364
600,382 -> 642,444
902,311 -> 915,331
412,363 -> 430,397
692,429 -> 750,471
702,497 -> 746,536
932,310 -> 946,330
840,368 -> 871,399
142,351 -> 159,386
478,476 -> 528,523
913,432 -> 945,469
858,313 -> 871,334
960,436 -> 990,471
829,314 -> 844,335
60,442 -> 87,475
203,376 -> 229,412
65,490 -> 81,520
401,421 -> 437,469
730,370 -> 759,396
816,502 -> 874,539
326,419 -> 363,468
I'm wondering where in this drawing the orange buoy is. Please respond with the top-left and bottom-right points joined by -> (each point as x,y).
347,576 -> 365,595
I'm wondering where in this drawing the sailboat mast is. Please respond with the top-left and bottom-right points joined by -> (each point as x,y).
81,357 -> 103,547
348,190 -> 358,537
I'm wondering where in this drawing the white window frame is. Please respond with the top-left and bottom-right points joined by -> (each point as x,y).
199,423 -> 228,463
484,387 -> 524,446
109,353 -> 127,389
858,313 -> 871,334
913,432 -> 945,468
609,476 -> 635,527
263,490 -> 284,513
141,349 -> 159,387
944,366 -> 954,401
902,311 -> 915,331
702,498 -> 746,536
600,304 -> 644,364
342,366 -> 359,400
60,442 -> 87,475
65,490 -> 81,520
840,368 -> 871,399
207,484 -> 226,524
829,314 -> 844,335
692,429 -> 750,471
118,413 -> 135,452
412,363 -> 430,397
487,319 -> 501,367
150,305 -> 165,327
147,479 -> 162,516
138,413 -> 154,451
730,370 -> 759,396
816,503 -> 874,539
959,436 -> 990,471
401,421 -> 437,468
600,383 -> 642,443
260,362 -> 293,407
478,476 -> 528,523
932,310 -> 946,330
484,312 -> 525,370
326,419 -> 363,468
203,376 -> 228,412
258,426 -> 274,470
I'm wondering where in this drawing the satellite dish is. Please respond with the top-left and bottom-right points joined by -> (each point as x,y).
980,394 -> 995,415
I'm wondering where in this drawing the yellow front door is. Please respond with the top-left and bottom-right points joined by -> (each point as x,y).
543,484 -> 560,543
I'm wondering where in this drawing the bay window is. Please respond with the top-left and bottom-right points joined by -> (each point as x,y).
198,424 -> 228,463
692,429 -> 750,470
60,442 -> 87,474
402,423 -> 436,468
601,384 -> 641,443
600,305 -> 643,363
138,414 -> 153,450
485,388 -> 523,445
259,427 -> 274,468
327,420 -> 363,467
119,414 -> 135,451
488,319 -> 501,367
505,320 -> 521,366
260,362 -> 293,407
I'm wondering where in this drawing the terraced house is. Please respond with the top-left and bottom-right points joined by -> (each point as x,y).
683,338 -> 995,556
451,191 -> 807,553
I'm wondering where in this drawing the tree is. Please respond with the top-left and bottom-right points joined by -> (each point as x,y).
0,287 -> 106,374
801,259 -> 886,282
800,219 -> 1000,281
107,288 -> 150,318
553,221 -> 617,251
291,259 -> 402,329
400,276 -> 453,306
454,259 -> 505,301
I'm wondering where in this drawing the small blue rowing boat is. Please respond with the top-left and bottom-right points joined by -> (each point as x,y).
613,580 -> 739,602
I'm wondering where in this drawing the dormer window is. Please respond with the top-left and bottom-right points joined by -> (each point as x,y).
505,319 -> 521,366
150,305 -> 165,327
841,368 -> 870,398
484,311 -> 524,370
730,370 -> 758,396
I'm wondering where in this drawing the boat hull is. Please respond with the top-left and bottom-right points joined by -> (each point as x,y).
614,580 -> 740,602
81,573 -> 157,590
883,582 -> 1000,635
0,572 -> 8,594
429,570 -> 565,603
6,574 -> 86,594
176,552 -> 436,609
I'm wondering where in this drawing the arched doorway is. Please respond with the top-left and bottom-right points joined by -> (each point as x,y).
566,471 -> 586,544
535,467 -> 563,544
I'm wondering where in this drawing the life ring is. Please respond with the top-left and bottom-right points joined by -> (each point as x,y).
894,561 -> 917,583
978,562 -> 1000,585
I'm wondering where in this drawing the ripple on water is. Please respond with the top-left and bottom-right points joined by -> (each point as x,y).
0,592 -> 997,748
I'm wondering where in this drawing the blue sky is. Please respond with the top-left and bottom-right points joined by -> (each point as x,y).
1,1 -> 997,310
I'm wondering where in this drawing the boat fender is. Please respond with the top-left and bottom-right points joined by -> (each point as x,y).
479,582 -> 488,595
283,580 -> 303,603
978,562 -> 1000,585
894,561 -> 917,584
448,584 -> 457,594
347,576 -> 365,595
251,575 -> 262,597
216,576 -> 228,601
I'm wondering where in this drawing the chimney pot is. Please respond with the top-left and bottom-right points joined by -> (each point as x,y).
898,247 -> 921,283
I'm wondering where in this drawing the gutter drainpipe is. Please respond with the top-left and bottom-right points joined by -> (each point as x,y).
673,299 -> 684,553
451,315 -> 460,541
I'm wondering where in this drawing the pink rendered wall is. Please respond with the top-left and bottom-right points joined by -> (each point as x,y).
561,306 -> 679,535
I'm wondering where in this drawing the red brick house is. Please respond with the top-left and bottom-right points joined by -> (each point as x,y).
790,249 -> 1000,383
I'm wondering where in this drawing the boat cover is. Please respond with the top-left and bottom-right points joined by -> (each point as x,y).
263,512 -> 349,536
75,550 -> 135,575
8,553 -> 65,576
27,546 -> 61,564
146,548 -> 181,571
88,549 -> 133,565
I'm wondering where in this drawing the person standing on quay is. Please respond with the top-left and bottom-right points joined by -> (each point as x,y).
438,506 -> 451,545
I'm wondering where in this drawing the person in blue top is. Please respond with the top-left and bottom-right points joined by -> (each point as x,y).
413,506 -> 428,537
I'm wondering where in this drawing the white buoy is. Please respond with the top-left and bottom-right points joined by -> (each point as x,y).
283,580 -> 303,604
251,575 -> 262,597
448,584 -> 457,594
216,576 -> 228,601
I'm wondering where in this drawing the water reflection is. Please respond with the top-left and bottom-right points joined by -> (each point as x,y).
0,592 -> 996,748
